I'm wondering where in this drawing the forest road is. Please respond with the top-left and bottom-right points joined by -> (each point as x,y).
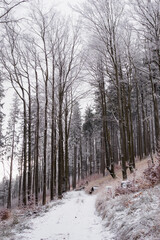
15,191 -> 113,240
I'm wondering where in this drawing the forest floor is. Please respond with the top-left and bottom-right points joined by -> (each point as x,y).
1,156 -> 160,240
84,155 -> 152,194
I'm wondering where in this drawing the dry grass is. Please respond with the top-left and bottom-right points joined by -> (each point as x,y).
96,184 -> 160,240
85,156 -> 151,194
95,155 -> 160,240
0,209 -> 11,221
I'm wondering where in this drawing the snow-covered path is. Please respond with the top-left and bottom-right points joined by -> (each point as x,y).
15,191 -> 113,240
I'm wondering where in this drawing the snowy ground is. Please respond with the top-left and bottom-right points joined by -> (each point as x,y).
11,191 -> 114,240
96,185 -> 160,240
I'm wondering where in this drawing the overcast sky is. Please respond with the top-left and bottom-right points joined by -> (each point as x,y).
33,0 -> 83,16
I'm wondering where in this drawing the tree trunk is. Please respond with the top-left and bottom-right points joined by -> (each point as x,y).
50,64 -> 56,200
64,106 -> 69,192
22,98 -> 27,206
7,127 -> 15,209
58,94 -> 64,198
35,69 -> 39,205
42,79 -> 48,205
72,145 -> 77,189
141,90 -> 147,156
28,79 -> 32,203
98,69 -> 115,178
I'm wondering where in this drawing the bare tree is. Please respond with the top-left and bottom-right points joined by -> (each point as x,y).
131,0 -> 160,153
75,0 -> 129,179
0,0 -> 29,23
55,20 -> 83,197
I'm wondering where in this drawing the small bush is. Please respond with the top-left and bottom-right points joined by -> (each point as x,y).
0,209 -> 11,221
143,162 -> 160,185
12,215 -> 19,225
115,182 -> 139,196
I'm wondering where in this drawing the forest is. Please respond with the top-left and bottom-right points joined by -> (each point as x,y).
0,0 -> 160,210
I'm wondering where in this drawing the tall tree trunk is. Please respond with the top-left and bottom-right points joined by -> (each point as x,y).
135,78 -> 143,159
7,127 -> 15,209
58,93 -> 64,198
80,136 -> 84,179
42,35 -> 49,205
98,70 -> 115,178
35,69 -> 39,205
141,90 -> 147,156
123,84 -> 134,173
64,106 -> 69,192
72,145 -> 77,189
89,136 -> 92,175
50,64 -> 56,200
128,90 -> 135,168
42,79 -> 48,205
101,132 -> 105,176
119,81 -> 127,180
18,149 -> 23,206
22,98 -> 27,206
28,79 -> 32,203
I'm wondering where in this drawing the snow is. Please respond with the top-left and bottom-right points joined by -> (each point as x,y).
96,185 -> 160,240
14,191 -> 113,240
2,181 -> 160,240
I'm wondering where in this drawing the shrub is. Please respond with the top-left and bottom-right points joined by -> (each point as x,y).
115,184 -> 139,196
143,161 -> 160,185
0,209 -> 11,221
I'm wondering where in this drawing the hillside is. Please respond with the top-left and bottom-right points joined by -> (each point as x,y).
85,156 -> 151,194
88,157 -> 160,240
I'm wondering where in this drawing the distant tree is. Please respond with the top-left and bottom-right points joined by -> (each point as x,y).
69,102 -> 82,189
83,106 -> 94,176
64,92 -> 73,192
6,94 -> 19,209
94,92 -> 103,174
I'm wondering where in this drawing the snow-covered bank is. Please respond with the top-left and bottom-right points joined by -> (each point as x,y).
96,185 -> 160,240
11,191 -> 113,240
